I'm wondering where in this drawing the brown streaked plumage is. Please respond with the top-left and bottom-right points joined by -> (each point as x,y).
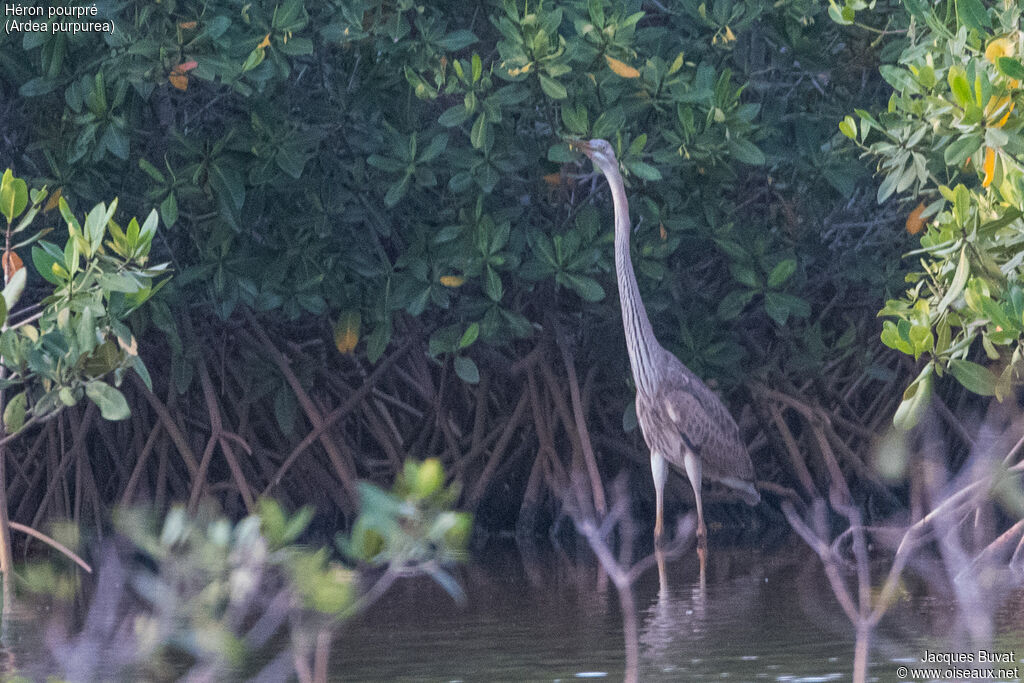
576,138 -> 759,565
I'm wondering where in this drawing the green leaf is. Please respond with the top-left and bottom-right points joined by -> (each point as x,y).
893,366 -> 933,430
997,57 -> 1024,81
280,505 -> 315,545
560,104 -> 588,134
160,192 -> 179,227
366,321 -> 392,363
84,200 -> 109,255
564,273 -> 605,302
367,155 -> 407,173
937,247 -> 969,313
838,116 -> 857,140
438,105 -> 470,127
948,359 -> 996,396
954,0 -> 990,31
138,209 -> 159,247
3,391 -> 26,434
85,381 -> 131,421
437,30 -> 478,51
538,73 -> 567,99
470,114 -> 488,149
0,170 -> 28,224
138,158 -> 166,184
727,138 -> 765,166
484,265 -> 503,301
458,322 -> 479,349
730,263 -> 759,288
276,146 -> 309,178
879,65 -> 915,93
947,66 -> 972,107
828,2 -> 853,25
384,173 -> 411,207
767,258 -> 797,288
548,143 -> 575,163
943,134 -> 982,167
764,292 -> 811,325
31,244 -> 62,285
763,291 -> 791,326
876,170 -> 899,203
99,272 -> 141,293
626,160 -> 662,181
717,289 -> 755,320
209,163 -> 245,211
241,46 -> 266,72
453,355 -> 480,384
419,133 -> 448,162
592,108 -> 625,139
472,53 -> 483,83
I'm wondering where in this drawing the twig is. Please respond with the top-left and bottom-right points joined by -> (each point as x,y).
555,325 -> 607,516
8,521 -> 91,573
261,336 -> 415,497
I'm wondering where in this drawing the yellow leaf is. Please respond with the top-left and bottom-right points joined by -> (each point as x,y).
334,311 -> 361,354
258,33 -> 271,49
179,21 -> 197,29
991,99 -> 1015,128
668,52 -> 685,75
995,102 -> 1015,128
659,222 -> 667,240
985,37 -> 1015,64
905,201 -> 926,235
605,55 -> 640,79
439,275 -> 465,287
507,63 -> 533,77
982,146 -> 996,188
44,187 -> 62,213
724,26 -> 736,42
543,172 -> 562,186
117,334 -> 139,356
169,72 -> 189,90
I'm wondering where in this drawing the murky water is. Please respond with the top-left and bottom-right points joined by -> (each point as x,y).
2,538 -> 1022,681
334,540 -> 1024,682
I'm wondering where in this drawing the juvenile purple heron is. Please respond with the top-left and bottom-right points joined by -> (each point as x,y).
576,139 -> 760,564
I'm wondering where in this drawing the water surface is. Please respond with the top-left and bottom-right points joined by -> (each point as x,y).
2,538 -> 1022,681
335,540 -> 1024,682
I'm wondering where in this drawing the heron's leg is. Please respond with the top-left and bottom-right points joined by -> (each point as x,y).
683,451 -> 707,567
651,452 -> 667,549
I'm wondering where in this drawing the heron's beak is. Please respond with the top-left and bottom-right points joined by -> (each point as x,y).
568,139 -> 593,157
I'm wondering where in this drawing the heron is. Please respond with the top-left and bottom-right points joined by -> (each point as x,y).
575,138 -> 760,566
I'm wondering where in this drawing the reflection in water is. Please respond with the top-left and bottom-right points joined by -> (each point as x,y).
2,538 -> 1022,680
328,539 -> 1024,682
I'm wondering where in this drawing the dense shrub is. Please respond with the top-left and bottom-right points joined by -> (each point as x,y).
842,0 -> 1024,427
1,0 -> 921,525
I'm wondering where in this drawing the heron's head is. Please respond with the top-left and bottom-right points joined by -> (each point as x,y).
574,138 -> 618,175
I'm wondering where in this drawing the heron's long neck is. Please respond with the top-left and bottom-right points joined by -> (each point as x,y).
606,165 -> 659,395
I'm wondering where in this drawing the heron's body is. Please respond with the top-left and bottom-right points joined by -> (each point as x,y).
578,139 -> 759,560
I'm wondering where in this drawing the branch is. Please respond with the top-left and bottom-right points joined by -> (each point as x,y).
9,521 -> 91,573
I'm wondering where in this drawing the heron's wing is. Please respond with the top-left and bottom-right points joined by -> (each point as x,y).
658,382 -> 754,483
